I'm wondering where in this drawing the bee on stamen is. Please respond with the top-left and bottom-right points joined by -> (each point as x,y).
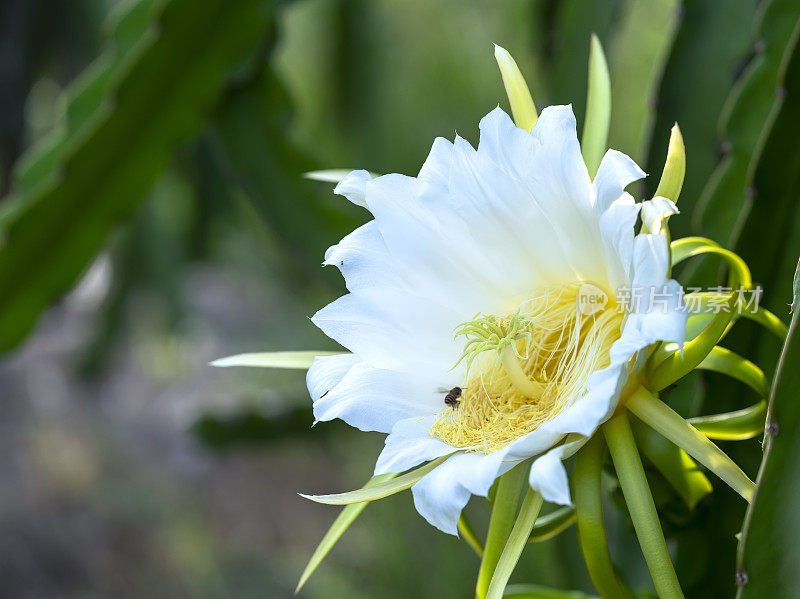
443,386 -> 462,409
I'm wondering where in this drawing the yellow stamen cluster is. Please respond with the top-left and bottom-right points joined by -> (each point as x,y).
431,285 -> 624,453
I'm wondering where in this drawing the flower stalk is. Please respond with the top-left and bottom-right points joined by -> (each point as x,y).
486,486 -> 544,599
574,434 -> 633,598
604,411 -> 685,599
476,461 -> 529,599
227,41 -> 781,598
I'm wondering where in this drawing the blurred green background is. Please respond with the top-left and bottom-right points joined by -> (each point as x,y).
1,0 -> 799,597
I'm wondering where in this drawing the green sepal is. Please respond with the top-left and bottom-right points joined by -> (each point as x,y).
300,455 -> 451,505
581,34 -> 611,178
296,473 -> 396,593
697,346 -> 770,397
210,350 -> 340,369
303,169 -> 380,183
631,416 -> 712,509
688,401 -> 766,441
627,388 -> 754,502
458,513 -> 484,557
670,237 -> 753,288
653,124 -> 686,204
527,506 -> 576,543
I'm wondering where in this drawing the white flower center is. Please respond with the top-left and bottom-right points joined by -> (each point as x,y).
431,283 -> 624,453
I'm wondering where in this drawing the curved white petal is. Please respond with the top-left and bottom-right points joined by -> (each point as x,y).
411,454 -> 474,535
641,196 -> 679,234
525,107 -> 612,288
628,233 -> 689,345
374,416 -> 453,475
377,415 -> 518,497
311,289 -> 461,376
593,149 -> 646,212
632,233 -> 670,288
476,106 -> 540,182
598,192 -> 640,289
529,437 -> 587,505
418,136 -> 454,191
333,170 -> 372,208
306,354 -> 360,403
312,362 -> 444,433
364,173 -> 509,316
323,222 -> 406,293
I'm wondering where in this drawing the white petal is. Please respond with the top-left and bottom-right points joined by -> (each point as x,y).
641,196 -> 679,234
333,170 -> 372,208
374,416 -> 453,475
624,279 -> 689,347
311,289 -> 461,375
306,354 -> 360,403
377,417 -> 516,498
524,106 -> 613,287
411,453 -> 474,535
364,173 -> 509,316
631,233 -> 670,287
476,106 -> 539,180
627,233 -> 689,345
312,362 -> 445,434
593,149 -> 646,212
529,438 -> 587,505
323,221 -> 405,293
529,105 -> 592,212
598,192 -> 640,290
447,133 -> 568,291
418,136 -> 454,191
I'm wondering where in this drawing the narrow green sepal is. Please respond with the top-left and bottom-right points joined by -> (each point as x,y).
581,34 -> 611,178
296,473 -> 396,593
654,123 -> 686,204
527,506 -> 576,543
459,513 -> 485,557
303,169 -> 379,183
573,435 -> 633,598
210,350 -> 340,369
688,401 -> 766,441
300,455 -> 451,505
631,417 -> 713,509
494,45 -> 538,131
627,388 -> 755,502
697,346 -> 769,397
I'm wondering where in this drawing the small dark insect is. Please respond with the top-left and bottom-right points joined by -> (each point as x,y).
444,386 -> 462,409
